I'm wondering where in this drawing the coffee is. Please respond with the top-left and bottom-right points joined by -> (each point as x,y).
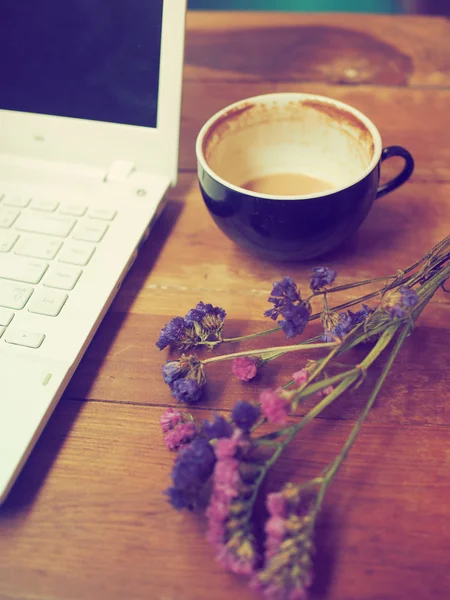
241,173 -> 333,196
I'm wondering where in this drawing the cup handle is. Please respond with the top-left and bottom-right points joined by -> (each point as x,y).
376,146 -> 415,199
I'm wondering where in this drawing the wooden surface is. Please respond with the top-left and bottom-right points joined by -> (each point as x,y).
1,11 -> 450,600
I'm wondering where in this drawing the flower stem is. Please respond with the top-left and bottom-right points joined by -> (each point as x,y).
313,322 -> 412,516
254,325 -> 398,490
201,341 -> 339,365
222,327 -> 281,343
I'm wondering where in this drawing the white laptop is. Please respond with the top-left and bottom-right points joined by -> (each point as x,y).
0,0 -> 186,503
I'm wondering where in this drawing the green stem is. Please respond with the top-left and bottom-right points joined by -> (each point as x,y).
283,366 -> 360,395
222,327 -> 281,343
288,339 -> 347,408
297,367 -> 360,398
243,247 -> 450,523
201,341 -> 338,365
247,375 -> 359,509
221,238 -> 450,350
313,323 -> 412,515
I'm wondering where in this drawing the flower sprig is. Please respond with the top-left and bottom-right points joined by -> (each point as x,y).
157,235 -> 450,599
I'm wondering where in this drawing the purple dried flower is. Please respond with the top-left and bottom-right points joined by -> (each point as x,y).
156,316 -> 189,350
310,266 -> 337,291
333,312 -> 353,338
279,301 -> 310,339
399,286 -> 419,307
382,285 -> 419,319
166,487 -> 190,510
162,360 -> 184,385
231,400 -> 261,432
184,305 -> 208,324
171,377 -> 204,404
349,303 -> 373,325
166,437 -> 216,510
270,277 -> 300,303
201,414 -> 233,441
185,301 -> 226,331
322,310 -> 354,342
265,277 -> 311,338
265,277 -> 300,320
157,302 -> 226,351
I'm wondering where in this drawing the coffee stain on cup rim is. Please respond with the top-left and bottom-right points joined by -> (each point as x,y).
202,102 -> 255,159
201,96 -> 375,163
196,93 -> 383,201
301,99 -> 375,159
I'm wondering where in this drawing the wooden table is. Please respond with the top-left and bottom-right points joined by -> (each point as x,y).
2,11 -> 450,600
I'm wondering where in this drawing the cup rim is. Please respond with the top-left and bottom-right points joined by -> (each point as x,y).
195,92 -> 383,201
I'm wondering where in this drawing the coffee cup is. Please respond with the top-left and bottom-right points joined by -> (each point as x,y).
195,93 -> 414,261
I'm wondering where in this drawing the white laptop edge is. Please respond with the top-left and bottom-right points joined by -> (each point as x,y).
0,0 -> 187,184
0,0 -> 187,504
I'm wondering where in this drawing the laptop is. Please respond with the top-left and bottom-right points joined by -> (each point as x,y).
0,0 -> 186,504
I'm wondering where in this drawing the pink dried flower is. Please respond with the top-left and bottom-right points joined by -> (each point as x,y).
232,356 -> 259,382
160,407 -> 183,433
322,384 -> 335,396
252,484 -> 314,599
292,368 -> 309,386
265,516 -> 287,559
214,432 -> 241,460
267,491 -> 288,518
214,458 -> 241,497
206,433 -> 257,576
217,540 -> 256,575
259,388 -> 291,425
163,421 -> 198,451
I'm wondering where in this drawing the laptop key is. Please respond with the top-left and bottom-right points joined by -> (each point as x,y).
15,236 -> 62,260
0,256 -> 48,284
44,265 -> 82,290
59,203 -> 87,217
0,208 -> 20,228
0,231 -> 19,252
72,222 -> 108,243
4,329 -> 45,349
28,290 -> 68,317
58,242 -> 95,266
15,213 -> 75,237
31,198 -> 59,212
3,195 -> 31,208
0,308 -> 14,326
88,208 -> 117,221
0,281 -> 33,310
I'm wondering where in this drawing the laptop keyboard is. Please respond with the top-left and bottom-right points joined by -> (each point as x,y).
0,190 -> 117,349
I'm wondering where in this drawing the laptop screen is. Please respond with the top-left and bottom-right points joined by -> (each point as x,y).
0,0 -> 163,129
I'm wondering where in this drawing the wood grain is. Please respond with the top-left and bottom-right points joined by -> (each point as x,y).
185,12 -> 450,87
1,402 -> 450,600
2,11 -> 450,600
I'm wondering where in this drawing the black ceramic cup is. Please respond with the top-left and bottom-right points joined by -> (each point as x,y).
195,93 -> 414,261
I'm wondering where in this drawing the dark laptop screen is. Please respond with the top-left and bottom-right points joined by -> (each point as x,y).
0,0 -> 163,128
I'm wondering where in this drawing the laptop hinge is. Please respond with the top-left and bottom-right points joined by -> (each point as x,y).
104,160 -> 136,183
